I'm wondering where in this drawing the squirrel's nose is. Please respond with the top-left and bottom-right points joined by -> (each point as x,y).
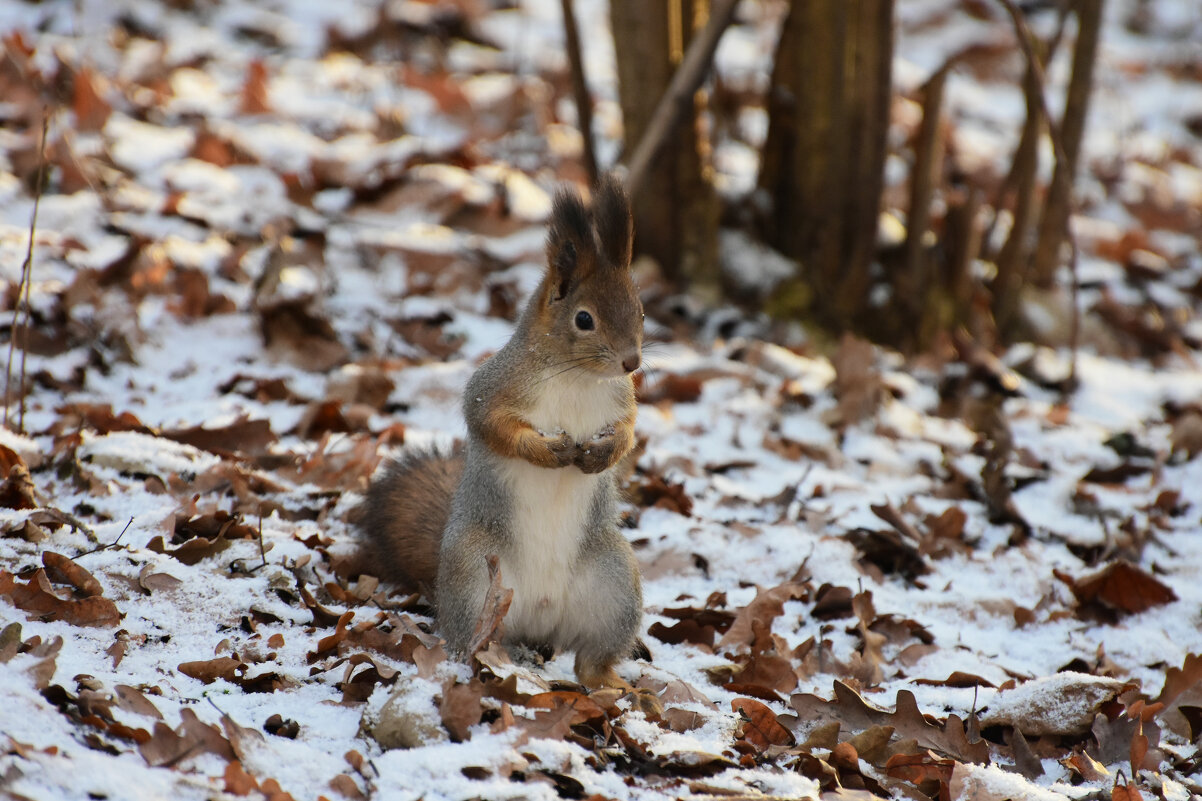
621,353 -> 641,374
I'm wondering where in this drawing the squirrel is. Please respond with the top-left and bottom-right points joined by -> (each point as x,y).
359,174 -> 645,689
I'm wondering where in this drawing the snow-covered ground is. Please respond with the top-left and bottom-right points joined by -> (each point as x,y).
2,1 -> 1201,799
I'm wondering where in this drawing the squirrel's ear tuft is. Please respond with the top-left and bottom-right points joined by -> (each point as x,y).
592,173 -> 633,269
546,188 -> 593,300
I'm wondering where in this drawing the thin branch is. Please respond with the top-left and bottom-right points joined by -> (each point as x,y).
624,0 -> 741,197
257,514 -> 268,569
76,517 -> 134,558
560,0 -> 597,185
995,0 -> 1082,391
5,113 -> 49,433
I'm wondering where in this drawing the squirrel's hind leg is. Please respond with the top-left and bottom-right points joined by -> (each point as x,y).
573,653 -> 629,690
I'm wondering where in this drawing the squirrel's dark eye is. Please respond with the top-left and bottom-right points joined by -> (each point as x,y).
574,310 -> 594,331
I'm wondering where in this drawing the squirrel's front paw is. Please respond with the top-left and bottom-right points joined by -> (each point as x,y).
542,430 -> 578,468
573,436 -> 616,474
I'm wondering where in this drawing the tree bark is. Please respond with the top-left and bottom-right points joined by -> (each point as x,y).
758,0 -> 894,331
610,0 -> 719,291
1031,0 -> 1103,286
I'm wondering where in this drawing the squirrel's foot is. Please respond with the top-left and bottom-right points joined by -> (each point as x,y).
575,657 -> 663,717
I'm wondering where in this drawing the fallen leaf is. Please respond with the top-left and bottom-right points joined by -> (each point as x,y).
329,773 -> 365,800
630,474 -> 693,516
138,708 -> 235,767
240,59 -> 271,114
731,697 -> 793,752
1056,560 -> 1177,616
727,652 -> 798,696
148,511 -> 259,565
1063,750 -> 1110,782
137,564 -> 183,594
810,584 -> 854,621
161,417 -> 275,457
466,555 -> 513,657
832,333 -> 882,425
0,569 -> 120,627
224,761 -> 260,796
440,680 -> 485,741
178,656 -> 247,684
0,462 -> 38,510
981,672 -> 1128,736
71,64 -> 112,131
259,299 -> 350,372
787,681 -> 989,764
525,691 -> 606,726
636,373 -> 704,404
884,751 -> 954,788
717,581 -> 808,653
648,618 -> 716,648
41,551 -> 103,597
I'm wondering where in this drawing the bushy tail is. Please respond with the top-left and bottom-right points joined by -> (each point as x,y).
358,445 -> 464,596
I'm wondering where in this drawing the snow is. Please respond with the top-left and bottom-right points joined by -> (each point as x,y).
2,0 -> 1202,799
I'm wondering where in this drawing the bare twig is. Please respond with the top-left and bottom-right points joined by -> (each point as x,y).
995,0 -> 1083,391
257,514 -> 267,568
624,0 -> 740,196
5,113 -> 49,433
77,517 -> 134,558
560,0 -> 597,185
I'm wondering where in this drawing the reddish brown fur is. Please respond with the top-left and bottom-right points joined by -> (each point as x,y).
479,400 -> 575,468
359,445 -> 464,596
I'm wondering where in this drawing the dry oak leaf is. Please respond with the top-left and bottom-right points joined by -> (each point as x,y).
647,617 -> 716,648
832,333 -> 883,426
731,697 -> 794,752
1055,560 -> 1177,615
1153,652 -> 1202,739
138,708 -> 235,767
657,679 -> 720,733
726,652 -> 799,697
630,474 -> 693,516
41,551 -> 103,597
717,581 -> 808,653
0,568 -> 120,627
635,372 -> 704,404
810,583 -> 855,621
179,656 -> 248,685
787,681 -> 988,764
511,702 -> 577,743
0,462 -> 37,510
467,555 -> 513,657
980,672 -> 1129,736
440,680 -> 486,741
161,416 -> 276,457
259,299 -> 350,373
224,761 -> 260,796
884,751 -> 955,789
525,691 -> 607,727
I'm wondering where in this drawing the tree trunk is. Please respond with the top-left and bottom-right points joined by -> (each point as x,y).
758,0 -> 894,332
610,0 -> 719,292
1031,0 -> 1103,286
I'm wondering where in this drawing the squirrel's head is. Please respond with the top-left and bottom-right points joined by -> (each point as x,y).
538,174 -> 642,379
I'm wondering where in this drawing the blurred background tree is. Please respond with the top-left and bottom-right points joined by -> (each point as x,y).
600,0 -> 1105,357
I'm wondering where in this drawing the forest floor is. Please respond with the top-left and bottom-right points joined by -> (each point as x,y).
2,1 -> 1202,799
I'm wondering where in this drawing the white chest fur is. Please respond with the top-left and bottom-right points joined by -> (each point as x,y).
525,371 -> 627,442
497,373 -> 627,643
